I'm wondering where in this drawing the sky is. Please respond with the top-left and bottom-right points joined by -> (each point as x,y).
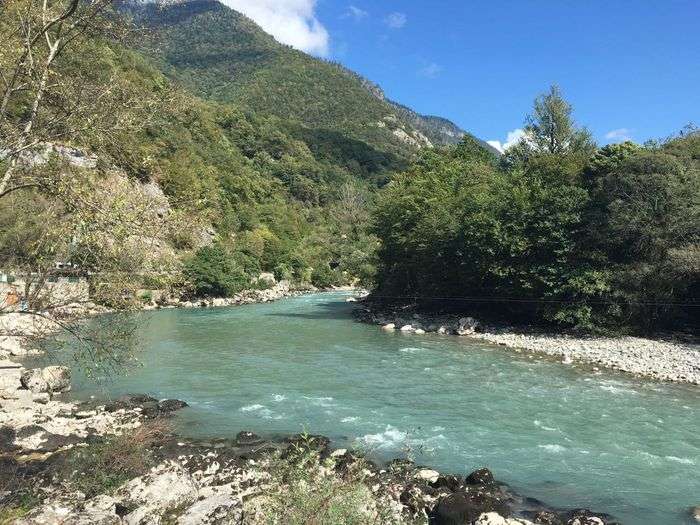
223,0 -> 700,150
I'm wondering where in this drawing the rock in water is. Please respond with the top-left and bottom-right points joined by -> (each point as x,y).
429,491 -> 509,524
382,323 -> 396,331
157,399 -> 188,412
235,431 -> 263,445
466,467 -> 495,485
105,394 -> 158,412
20,366 -> 71,393
533,510 -> 564,524
692,506 -> 700,523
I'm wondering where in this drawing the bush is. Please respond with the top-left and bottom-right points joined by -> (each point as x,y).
183,244 -> 250,297
60,420 -> 170,497
262,439 -> 405,525
310,264 -> 339,289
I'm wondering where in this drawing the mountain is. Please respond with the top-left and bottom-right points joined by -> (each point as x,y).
122,0 -> 494,159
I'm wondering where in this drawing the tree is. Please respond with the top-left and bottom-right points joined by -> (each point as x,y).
0,0 -> 172,372
0,0 -> 150,198
183,244 -> 249,297
504,86 -> 594,166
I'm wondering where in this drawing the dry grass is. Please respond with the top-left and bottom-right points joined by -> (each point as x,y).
62,418 -> 172,497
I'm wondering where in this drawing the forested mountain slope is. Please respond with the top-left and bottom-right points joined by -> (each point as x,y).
121,0 -> 492,161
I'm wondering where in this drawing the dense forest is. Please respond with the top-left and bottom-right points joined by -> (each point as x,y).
2,0 -> 697,334
1,0 -> 475,302
373,87 -> 700,333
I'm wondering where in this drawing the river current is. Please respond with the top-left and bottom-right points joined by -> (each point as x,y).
68,293 -> 699,524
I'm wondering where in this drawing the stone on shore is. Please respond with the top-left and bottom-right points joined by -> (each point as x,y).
14,496 -> 122,525
415,468 -> 440,483
429,491 -> 510,524
235,430 -> 263,446
456,317 -> 480,335
116,461 -> 199,524
20,366 -> 71,393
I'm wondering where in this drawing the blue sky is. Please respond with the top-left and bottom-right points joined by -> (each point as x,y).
226,0 -> 699,149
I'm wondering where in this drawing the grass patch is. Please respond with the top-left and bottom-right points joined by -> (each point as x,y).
60,419 -> 171,498
0,460 -> 42,525
260,435 -> 410,525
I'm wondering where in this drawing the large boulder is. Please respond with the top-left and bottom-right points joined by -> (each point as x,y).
104,394 -> 158,413
466,467 -> 495,486
20,366 -> 71,393
116,461 -> 198,525
431,475 -> 464,492
177,486 -> 241,525
257,272 -> 277,286
415,469 -> 440,483
429,490 -> 510,524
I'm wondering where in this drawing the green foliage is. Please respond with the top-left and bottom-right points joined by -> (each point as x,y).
310,264 -> 340,289
183,244 -> 251,297
263,440 -> 406,525
59,421 -> 169,497
373,89 -> 700,332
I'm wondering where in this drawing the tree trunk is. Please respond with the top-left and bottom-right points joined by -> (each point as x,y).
0,41 -> 59,196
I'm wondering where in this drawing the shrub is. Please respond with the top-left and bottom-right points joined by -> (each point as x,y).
183,244 -> 250,297
262,440 -> 405,525
61,419 -> 171,497
310,264 -> 339,289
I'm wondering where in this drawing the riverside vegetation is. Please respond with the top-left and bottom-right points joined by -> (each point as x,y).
372,89 -> 699,334
0,0 -> 698,524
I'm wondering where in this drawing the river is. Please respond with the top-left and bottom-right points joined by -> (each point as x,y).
67,292 -> 699,524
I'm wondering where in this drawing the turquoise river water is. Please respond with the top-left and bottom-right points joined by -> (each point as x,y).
66,293 -> 698,524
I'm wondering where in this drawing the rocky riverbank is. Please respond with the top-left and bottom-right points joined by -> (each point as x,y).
0,313 -> 621,525
1,390 -> 618,525
354,303 -> 700,385
141,280 -> 315,311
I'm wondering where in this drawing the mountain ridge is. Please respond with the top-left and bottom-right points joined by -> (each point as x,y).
123,0 -> 495,156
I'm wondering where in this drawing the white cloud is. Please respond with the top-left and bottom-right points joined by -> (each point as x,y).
604,128 -> 633,143
418,63 -> 442,79
385,12 -> 407,29
487,128 -> 526,153
222,0 -> 330,56
346,5 -> 368,21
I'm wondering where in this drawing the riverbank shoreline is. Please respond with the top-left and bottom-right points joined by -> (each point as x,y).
353,301 -> 700,385
0,298 -> 622,525
1,388 -> 617,525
